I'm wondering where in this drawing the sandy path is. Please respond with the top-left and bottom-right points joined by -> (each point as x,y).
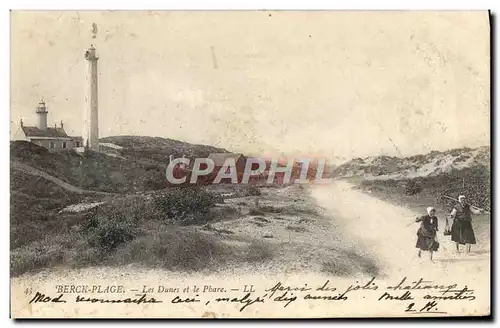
310,180 -> 490,278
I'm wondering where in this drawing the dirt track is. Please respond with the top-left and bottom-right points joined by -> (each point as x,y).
310,180 -> 491,277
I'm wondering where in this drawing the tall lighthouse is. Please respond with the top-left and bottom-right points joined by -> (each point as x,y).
83,44 -> 99,151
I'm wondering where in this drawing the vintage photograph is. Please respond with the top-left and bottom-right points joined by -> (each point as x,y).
10,11 -> 490,318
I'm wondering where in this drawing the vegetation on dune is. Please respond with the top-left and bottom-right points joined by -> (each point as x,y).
99,135 -> 230,162
322,248 -> 380,277
10,183 -> 271,276
335,146 -> 490,179
404,180 -> 423,196
152,187 -> 223,224
248,204 -> 319,217
82,206 -> 141,255
10,171 -> 86,249
360,165 -> 491,211
10,139 -> 270,276
111,230 -> 273,271
341,146 -> 490,212
11,140 -> 168,193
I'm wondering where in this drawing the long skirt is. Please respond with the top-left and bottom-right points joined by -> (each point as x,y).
451,219 -> 476,245
416,230 -> 439,251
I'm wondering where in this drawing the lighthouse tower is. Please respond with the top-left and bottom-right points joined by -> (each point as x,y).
36,99 -> 48,130
83,44 -> 99,151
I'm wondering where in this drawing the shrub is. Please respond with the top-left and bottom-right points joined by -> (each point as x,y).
111,228 -> 275,271
112,229 -> 231,271
152,187 -> 220,223
321,249 -> 379,277
10,239 -> 66,276
247,186 -> 261,196
142,168 -> 168,190
405,180 -> 422,195
84,207 -> 140,255
245,240 -> 273,262
286,225 -> 307,233
249,208 -> 265,216
258,205 -> 283,213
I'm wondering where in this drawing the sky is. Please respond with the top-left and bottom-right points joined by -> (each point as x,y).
10,11 -> 490,163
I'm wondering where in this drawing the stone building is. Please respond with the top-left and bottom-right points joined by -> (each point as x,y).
13,99 -> 83,151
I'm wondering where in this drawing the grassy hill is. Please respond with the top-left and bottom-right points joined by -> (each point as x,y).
10,138 -> 270,276
10,138 -> 225,264
100,135 -> 231,165
11,141 -> 153,193
10,170 -> 87,249
334,146 -> 490,179
10,136 -> 234,193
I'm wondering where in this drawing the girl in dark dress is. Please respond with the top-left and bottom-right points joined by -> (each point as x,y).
415,207 -> 439,261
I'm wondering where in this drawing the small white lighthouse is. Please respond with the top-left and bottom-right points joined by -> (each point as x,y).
83,44 -> 99,151
35,99 -> 48,130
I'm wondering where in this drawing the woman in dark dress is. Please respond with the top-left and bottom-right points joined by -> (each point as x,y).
415,207 -> 439,261
449,195 -> 483,253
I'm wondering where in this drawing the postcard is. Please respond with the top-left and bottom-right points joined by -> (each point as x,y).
10,10 -> 491,318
